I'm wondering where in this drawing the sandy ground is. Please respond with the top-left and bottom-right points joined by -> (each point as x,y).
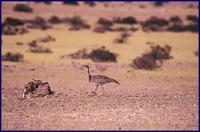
2,2 -> 199,130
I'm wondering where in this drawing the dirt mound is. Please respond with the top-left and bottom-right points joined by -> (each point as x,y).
133,45 -> 173,70
13,4 -> 33,13
2,52 -> 24,62
23,79 -> 53,99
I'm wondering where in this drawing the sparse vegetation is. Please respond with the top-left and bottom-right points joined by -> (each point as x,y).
2,52 -> 24,62
194,51 -> 198,57
133,45 -> 173,70
13,4 -> 33,13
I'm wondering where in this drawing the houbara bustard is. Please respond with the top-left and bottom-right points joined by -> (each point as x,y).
83,65 -> 120,95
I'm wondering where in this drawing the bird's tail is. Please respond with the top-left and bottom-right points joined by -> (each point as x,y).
111,78 -> 120,85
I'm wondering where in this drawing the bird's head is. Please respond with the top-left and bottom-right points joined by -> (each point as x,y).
82,65 -> 89,69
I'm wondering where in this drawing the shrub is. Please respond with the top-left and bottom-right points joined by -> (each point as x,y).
63,1 -> 79,6
67,16 -> 91,30
194,51 -> 198,57
113,32 -> 130,44
48,16 -> 62,24
186,15 -> 198,23
88,46 -> 117,62
169,16 -> 182,23
185,23 -> 198,33
13,4 -> 33,13
84,2 -> 96,7
113,16 -> 138,25
2,52 -> 24,62
28,40 -> 52,53
3,17 -> 24,26
97,18 -> 114,27
133,45 -> 172,70
141,17 -> 169,32
26,16 -> 51,30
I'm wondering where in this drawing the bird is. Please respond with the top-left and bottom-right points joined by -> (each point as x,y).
82,65 -> 120,95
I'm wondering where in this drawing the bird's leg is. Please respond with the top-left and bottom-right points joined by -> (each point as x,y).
92,85 -> 98,95
101,85 -> 105,96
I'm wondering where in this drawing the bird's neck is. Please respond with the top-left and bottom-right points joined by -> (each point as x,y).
87,68 -> 91,81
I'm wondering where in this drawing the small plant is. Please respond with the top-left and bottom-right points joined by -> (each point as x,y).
113,32 -> 130,44
62,48 -> 89,59
2,52 -> 24,62
13,4 -> 33,13
84,2 -> 96,7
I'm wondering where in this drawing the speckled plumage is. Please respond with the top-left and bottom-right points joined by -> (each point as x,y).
83,65 -> 120,95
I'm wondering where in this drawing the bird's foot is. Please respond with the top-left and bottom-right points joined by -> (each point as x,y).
91,91 -> 97,95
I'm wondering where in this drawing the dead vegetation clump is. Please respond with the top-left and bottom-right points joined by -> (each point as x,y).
141,16 -> 169,32
133,45 -> 173,70
65,16 -> 91,30
13,4 -> 33,13
23,79 -> 53,99
3,17 -> 24,26
169,16 -> 182,23
88,46 -> 117,62
48,16 -> 62,24
113,16 -> 138,25
2,52 -> 24,62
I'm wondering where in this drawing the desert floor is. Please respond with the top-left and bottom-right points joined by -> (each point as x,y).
2,2 -> 199,130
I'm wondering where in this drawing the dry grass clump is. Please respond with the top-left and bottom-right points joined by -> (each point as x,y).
2,52 -> 24,62
26,16 -> 51,30
133,45 -> 173,70
48,16 -> 62,24
63,1 -> 79,6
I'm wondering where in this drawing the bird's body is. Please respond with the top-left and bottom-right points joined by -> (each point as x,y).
83,65 -> 120,95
